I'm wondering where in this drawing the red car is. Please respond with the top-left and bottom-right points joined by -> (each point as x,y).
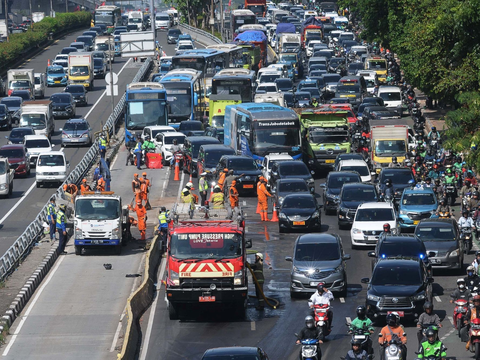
0,144 -> 31,177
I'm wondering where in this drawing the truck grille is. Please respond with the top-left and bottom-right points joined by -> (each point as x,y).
314,149 -> 346,157
180,278 -> 234,289
84,231 -> 108,239
378,297 -> 412,308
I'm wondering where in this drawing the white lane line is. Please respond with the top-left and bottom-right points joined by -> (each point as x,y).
0,147 -> 64,225
161,167 -> 170,198
139,258 -> 167,360
110,252 -> 145,352
435,295 -> 442,302
2,255 -> 66,356
440,327 -> 456,341
448,316 -> 454,326
339,297 -> 345,303
251,321 -> 256,331
84,58 -> 132,119
243,201 -> 246,206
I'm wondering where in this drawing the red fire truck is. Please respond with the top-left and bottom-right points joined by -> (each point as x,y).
165,203 -> 252,320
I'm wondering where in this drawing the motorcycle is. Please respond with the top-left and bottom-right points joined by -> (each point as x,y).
460,227 -> 473,254
437,211 -> 451,219
125,140 -> 137,166
312,304 -> 331,341
173,151 -> 184,170
414,348 -> 446,360
381,339 -> 404,360
429,138 -> 439,152
296,338 -> 321,360
348,324 -> 373,358
462,192 -> 473,213
468,318 -> 480,359
453,299 -> 468,337
445,185 -> 456,206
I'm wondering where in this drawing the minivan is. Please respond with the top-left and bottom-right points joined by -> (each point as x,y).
377,85 -> 403,116
197,144 -> 235,178
335,76 -> 367,108
36,151 -> 69,188
183,136 -> 221,177
155,13 -> 171,30
34,73 -> 45,99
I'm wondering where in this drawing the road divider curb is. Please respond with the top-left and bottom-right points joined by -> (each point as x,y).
117,232 -> 162,359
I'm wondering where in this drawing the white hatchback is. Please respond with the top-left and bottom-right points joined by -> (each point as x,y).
337,159 -> 372,182
350,202 -> 398,248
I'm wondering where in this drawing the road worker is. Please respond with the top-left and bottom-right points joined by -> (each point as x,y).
132,173 -> 141,200
142,172 -> 152,210
211,185 -> 225,209
217,168 -> 228,191
229,180 -> 239,209
47,197 -> 56,241
63,182 -> 78,202
181,182 -> 199,206
56,204 -> 67,255
198,172 -> 209,206
80,178 -> 91,195
129,200 -> 147,240
258,177 -> 272,221
97,174 -> 106,192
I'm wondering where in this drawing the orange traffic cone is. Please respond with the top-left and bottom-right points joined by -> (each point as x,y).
208,183 -> 214,201
47,59 -> 51,66
270,203 -> 279,222
256,202 -> 261,214
189,173 -> 193,183
174,158 -> 180,181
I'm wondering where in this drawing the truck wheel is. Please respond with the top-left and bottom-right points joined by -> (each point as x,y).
75,246 -> 82,255
168,302 -> 179,320
115,244 -> 122,255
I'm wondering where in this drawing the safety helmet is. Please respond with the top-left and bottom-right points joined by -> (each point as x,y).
305,315 -> 315,329
256,252 -> 263,260
82,178 -> 87,183
423,301 -> 433,311
383,223 -> 391,232
142,172 -> 147,177
224,168 -> 228,172
356,305 -> 366,319
425,327 -> 437,344
386,313 -> 399,327
59,204 -> 67,211
231,180 -> 237,185
186,182 -> 193,188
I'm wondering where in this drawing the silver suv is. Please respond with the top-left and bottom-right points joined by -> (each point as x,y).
286,233 -> 350,298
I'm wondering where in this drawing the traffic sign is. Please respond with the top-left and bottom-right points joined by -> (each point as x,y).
105,72 -> 118,85
106,85 -> 118,96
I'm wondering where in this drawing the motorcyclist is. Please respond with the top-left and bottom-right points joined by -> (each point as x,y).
344,339 -> 369,360
427,164 -> 439,180
458,210 -> 475,233
381,179 -> 394,199
465,265 -> 480,293
170,138 -> 182,167
465,170 -> 478,186
435,198 -> 451,217
464,295 -> 480,344
356,139 -> 369,155
311,97 -> 319,107
472,251 -> 480,275
433,179 -> 444,200
378,313 -> 407,360
349,306 -> 374,356
296,316 -> 323,358
388,156 -> 400,168
308,283 -> 332,330
460,180 -> 474,199
417,326 -> 447,360
424,149 -> 436,163
416,302 -> 442,347
453,156 -> 464,174
427,126 -> 441,142
443,168 -> 456,189
450,278 -> 472,303
443,150 -> 455,166
423,177 -> 433,188
142,135 -> 156,152
466,191 -> 480,212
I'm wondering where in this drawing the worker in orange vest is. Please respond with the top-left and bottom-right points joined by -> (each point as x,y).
129,200 -> 147,240
229,180 -> 239,209
132,173 -> 141,200
257,177 -> 272,221
80,178 -> 91,195
63,182 -> 78,202
142,172 -> 152,210
97,175 -> 106,192
138,177 -> 147,206
217,168 -> 228,191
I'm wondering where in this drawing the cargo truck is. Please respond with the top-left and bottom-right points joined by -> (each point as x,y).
300,109 -> 351,169
68,53 -> 94,90
209,94 -> 242,127
7,69 -> 35,98
165,203 -> 252,320
370,125 -> 409,173
19,100 -> 54,139
244,0 -> 266,17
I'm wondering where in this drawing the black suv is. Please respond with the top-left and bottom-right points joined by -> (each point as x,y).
376,167 -> 414,202
270,161 -> 315,193
167,28 -> 181,44
216,155 -> 261,194
361,258 -> 433,322
321,171 -> 361,214
183,136 -> 220,177
50,93 -> 76,119
337,183 -> 378,229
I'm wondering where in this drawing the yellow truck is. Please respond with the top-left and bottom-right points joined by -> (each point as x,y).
68,53 -> 94,90
370,125 -> 408,173
365,56 -> 387,83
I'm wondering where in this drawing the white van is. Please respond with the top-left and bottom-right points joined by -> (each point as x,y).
155,12 -> 171,30
357,70 -> 378,94
257,68 -> 283,84
23,134 -> 54,167
36,151 -> 69,188
377,85 -> 403,116
34,73 -> 45,99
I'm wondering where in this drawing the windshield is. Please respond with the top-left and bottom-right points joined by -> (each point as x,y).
379,92 -> 401,101
2,99 -> 21,108
310,132 -> 349,144
379,242 -> 424,258
10,129 -> 32,138
355,208 -> 394,221
278,181 -> 308,193
213,80 -> 252,102
170,233 -> 242,260
279,163 -> 309,176
64,122 -> 89,131
328,175 -> 359,188
129,18 -> 142,23
295,242 -> 339,261
178,44 -> 194,50
282,196 -> 315,208
156,16 -> 170,21
257,85 -> 277,93
402,193 -> 436,205
336,85 -> 360,94
50,94 -> 71,103
25,139 -> 49,148
10,80 -> 30,89
342,188 -> 377,201
279,54 -> 296,62
126,100 -> 167,129
0,148 -> 23,158
70,66 -> 89,76
205,150 -> 228,167
415,226 -> 456,242
38,154 -> 64,166
340,165 -> 369,176
253,127 -> 300,149
34,77 -> 41,85
20,114 -> 45,127
259,74 -> 281,83
94,58 -> 103,66
367,60 -> 386,70
381,171 -> 414,184
163,135 -> 185,144
77,37 -> 92,45
276,79 -> 292,89
95,43 -> 110,51
371,265 -> 422,286
165,87 -> 191,117
65,86 -> 85,94
375,140 -> 406,156
75,199 -> 120,220
180,122 -> 202,131
228,158 -> 257,171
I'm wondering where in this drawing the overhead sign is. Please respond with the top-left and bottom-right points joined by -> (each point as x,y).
119,31 -> 156,58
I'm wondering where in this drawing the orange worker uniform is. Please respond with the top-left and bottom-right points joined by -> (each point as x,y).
142,172 -> 152,209
229,180 -> 239,209
257,179 -> 272,221
132,174 -> 141,194
129,202 -> 147,240
217,168 -> 228,191
378,325 -> 407,345
97,176 -> 106,192
80,179 -> 91,195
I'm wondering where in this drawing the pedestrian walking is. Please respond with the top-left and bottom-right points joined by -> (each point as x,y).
249,252 -> 265,310
142,172 -> 152,210
229,180 -> 239,209
56,204 -> 68,255
47,197 -> 56,241
257,177 -> 272,221
129,200 -> 147,240
199,172 -> 209,206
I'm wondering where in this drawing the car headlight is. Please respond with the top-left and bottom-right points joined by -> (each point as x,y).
82,133 -> 89,138
36,172 -> 44,176
449,249 -> 459,257
65,106 -> 72,111
278,196 -> 284,205
367,294 -> 380,301
169,270 -> 180,286
75,227 -> 83,239
112,227 -> 119,239
333,264 -> 343,273
400,210 -> 407,215
279,212 -> 287,219
293,266 -> 302,274
352,228 -> 362,234
62,134 -> 68,138
234,270 -> 243,285
18,161 -> 25,165
0,183 -> 7,190
59,171 -> 66,175
312,211 -> 320,218
412,293 -> 425,301
339,207 -> 348,213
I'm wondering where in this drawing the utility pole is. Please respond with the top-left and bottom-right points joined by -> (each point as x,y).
211,0 -> 214,35
219,0 -> 224,41
4,0 -> 8,42
108,42 -> 115,139
29,0 -> 32,20
50,0 -> 54,17
65,0 -> 68,13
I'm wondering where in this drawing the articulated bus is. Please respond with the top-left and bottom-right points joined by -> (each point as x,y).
206,44 -> 245,68
159,69 -> 205,124
230,9 -> 256,40
224,103 -> 302,162
94,5 -> 122,33
125,82 -> 168,130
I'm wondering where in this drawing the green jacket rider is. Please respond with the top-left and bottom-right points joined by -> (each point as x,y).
349,306 -> 374,334
417,326 -> 446,360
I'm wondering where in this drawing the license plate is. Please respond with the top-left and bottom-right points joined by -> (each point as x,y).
243,184 -> 254,188
54,81 -> 60,84
91,240 -> 103,244
430,258 -> 441,264
199,296 -> 215,302
310,281 -> 319,287
413,220 -> 420,225
71,139 -> 79,142
293,221 -> 305,226
325,159 -> 335,164
388,311 -> 404,317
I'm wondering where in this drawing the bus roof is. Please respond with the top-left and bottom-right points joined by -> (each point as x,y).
206,44 -> 243,53
162,69 -> 202,81
231,9 -> 255,16
176,49 -> 224,57
127,82 -> 165,91
234,102 -> 298,120
214,68 -> 256,78
96,5 -> 119,11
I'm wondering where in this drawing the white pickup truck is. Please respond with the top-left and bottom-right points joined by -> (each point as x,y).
0,157 -> 14,197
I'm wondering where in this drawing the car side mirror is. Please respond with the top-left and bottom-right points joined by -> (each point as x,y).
285,256 -> 292,262
367,251 -> 376,258
370,172 -> 376,176
343,254 -> 351,260
272,171 -> 278,176
361,277 -> 370,284
245,238 -> 252,248
66,161 -> 70,167
319,183 -> 326,188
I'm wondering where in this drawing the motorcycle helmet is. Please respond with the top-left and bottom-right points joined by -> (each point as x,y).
351,338 -> 362,346
476,251 -> 480,257
467,265 -> 475,277
145,135 -> 151,140
445,150 -> 452,159
386,313 -> 399,327
431,126 -> 436,132
446,168 -> 452,175
423,301 -> 433,312
385,179 -> 392,186
392,156 -> 397,163
305,315 -> 315,329
457,156 -> 463,163
408,179 -> 416,187
439,198 -> 445,206
383,223 -> 391,232
463,210 -> 469,217
356,305 -> 367,320
457,278 -> 466,289
474,192 -> 479,198
359,140 -> 365,147
425,327 -> 437,344
425,177 -> 432,183
465,180 -> 471,187
473,295 -> 480,306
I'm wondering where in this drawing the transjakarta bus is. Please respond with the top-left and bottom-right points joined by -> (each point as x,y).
230,9 -> 256,39
125,82 -> 168,130
206,44 -> 245,68
224,103 -> 302,162
160,69 -> 205,124
94,5 -> 121,33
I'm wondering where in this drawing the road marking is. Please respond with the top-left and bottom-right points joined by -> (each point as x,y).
161,167 -> 170,198
435,295 -> 442,302
440,327 -> 456,341
345,317 -> 352,324
2,255 -> 65,356
448,316 -> 454,326
340,297 -> 345,303
250,321 -> 256,331
0,147 -> 64,225
243,201 -> 246,206
139,258 -> 166,360
84,58 -> 132,120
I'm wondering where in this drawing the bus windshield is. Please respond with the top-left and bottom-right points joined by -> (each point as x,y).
213,79 -> 252,102
95,13 -> 114,25
367,60 -> 387,70
171,233 -> 243,260
253,125 -> 300,149
126,100 -> 167,129
172,57 -> 204,71
163,85 -> 192,118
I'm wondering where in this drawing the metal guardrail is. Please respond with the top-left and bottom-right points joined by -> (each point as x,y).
0,57 -> 153,282
178,23 -> 223,45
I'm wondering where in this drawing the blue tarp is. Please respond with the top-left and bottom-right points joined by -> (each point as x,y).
234,30 -> 267,43
301,17 -> 323,34
276,23 -> 295,35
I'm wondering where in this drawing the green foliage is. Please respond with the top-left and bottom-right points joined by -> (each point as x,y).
0,12 -> 91,71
